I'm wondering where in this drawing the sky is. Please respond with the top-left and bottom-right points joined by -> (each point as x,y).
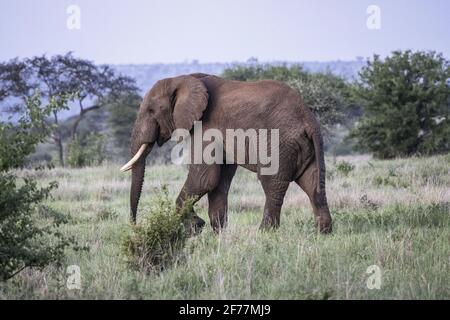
0,0 -> 449,64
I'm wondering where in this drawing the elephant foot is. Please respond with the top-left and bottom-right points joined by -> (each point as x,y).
315,216 -> 332,234
259,219 -> 280,231
190,215 -> 206,235
211,225 -> 226,235
259,224 -> 279,232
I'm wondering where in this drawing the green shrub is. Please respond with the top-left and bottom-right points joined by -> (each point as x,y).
66,135 -> 86,167
0,93 -> 76,281
67,133 -> 106,167
122,187 -> 195,271
0,175 -> 72,281
335,160 -> 355,176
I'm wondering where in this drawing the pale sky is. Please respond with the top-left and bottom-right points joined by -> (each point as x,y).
1,0 -> 449,64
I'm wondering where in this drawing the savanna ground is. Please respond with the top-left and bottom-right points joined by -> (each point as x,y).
1,155 -> 449,299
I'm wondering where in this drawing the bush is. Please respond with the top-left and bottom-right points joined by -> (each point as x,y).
66,133 -> 106,167
0,175 -> 72,281
335,160 -> 355,176
122,187 -> 195,271
66,135 -> 85,167
0,93 -> 75,281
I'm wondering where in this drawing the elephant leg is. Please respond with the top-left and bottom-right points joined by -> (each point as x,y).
176,164 -> 221,233
176,186 -> 206,233
295,162 -> 332,234
259,176 -> 290,230
207,164 -> 237,233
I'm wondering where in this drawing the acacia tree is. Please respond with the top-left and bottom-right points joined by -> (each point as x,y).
350,51 -> 450,158
0,53 -> 138,166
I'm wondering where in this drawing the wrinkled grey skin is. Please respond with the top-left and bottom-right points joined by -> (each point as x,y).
128,73 -> 332,234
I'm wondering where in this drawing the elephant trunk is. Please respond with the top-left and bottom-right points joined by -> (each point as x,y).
121,114 -> 159,223
129,142 -> 154,223
130,155 -> 145,224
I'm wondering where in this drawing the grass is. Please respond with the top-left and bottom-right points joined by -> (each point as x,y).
0,154 -> 449,299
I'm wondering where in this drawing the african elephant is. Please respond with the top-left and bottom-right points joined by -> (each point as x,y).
120,73 -> 332,234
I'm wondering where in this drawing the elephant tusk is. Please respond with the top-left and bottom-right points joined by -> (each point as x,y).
120,144 -> 148,172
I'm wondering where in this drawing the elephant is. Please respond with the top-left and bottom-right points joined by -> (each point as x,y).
120,73 -> 332,234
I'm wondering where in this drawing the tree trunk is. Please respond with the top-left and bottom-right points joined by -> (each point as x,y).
53,111 -> 65,167
56,136 -> 64,167
70,104 -> 101,140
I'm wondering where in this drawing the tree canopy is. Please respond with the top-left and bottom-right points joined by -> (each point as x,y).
0,53 -> 138,166
350,50 -> 450,158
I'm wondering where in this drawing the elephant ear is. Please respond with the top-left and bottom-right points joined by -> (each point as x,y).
171,75 -> 209,131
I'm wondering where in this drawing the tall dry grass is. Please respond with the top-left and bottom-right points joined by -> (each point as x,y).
1,154 -> 449,299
